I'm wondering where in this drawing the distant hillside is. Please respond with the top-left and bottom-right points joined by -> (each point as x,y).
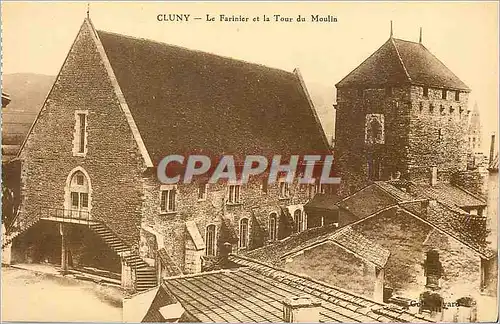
307,82 -> 336,146
2,73 -> 55,161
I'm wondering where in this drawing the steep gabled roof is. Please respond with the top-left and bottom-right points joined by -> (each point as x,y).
96,30 -> 330,165
336,37 -> 470,91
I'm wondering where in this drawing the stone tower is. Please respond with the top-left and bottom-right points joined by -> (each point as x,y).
468,102 -> 482,154
334,31 -> 470,194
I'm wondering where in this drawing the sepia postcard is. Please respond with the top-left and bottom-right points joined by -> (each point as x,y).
1,1 -> 499,323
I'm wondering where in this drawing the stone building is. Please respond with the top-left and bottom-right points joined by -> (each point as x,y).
334,32 -> 471,195
2,18 -> 331,291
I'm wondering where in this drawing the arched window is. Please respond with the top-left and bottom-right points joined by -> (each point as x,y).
66,169 -> 91,219
205,224 -> 216,256
295,210 -> 305,233
239,218 -> 249,248
269,213 -> 277,241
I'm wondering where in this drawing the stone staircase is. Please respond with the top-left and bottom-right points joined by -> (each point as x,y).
89,223 -> 158,291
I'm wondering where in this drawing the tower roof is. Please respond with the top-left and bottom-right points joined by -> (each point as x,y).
336,37 -> 470,91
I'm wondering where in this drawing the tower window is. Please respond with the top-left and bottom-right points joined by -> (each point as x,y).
459,106 -> 464,117
429,104 -> 434,113
419,102 -> 424,113
441,89 -> 447,100
455,91 -> 460,101
440,104 -> 445,115
423,87 -> 429,98
449,106 -> 454,114
438,128 -> 443,142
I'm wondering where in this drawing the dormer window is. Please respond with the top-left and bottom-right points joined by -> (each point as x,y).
73,110 -> 88,156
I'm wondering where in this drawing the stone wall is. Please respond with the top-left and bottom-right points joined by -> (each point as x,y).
17,21 -> 146,246
334,84 -> 470,195
352,207 -> 483,300
407,86 -> 469,182
141,174 -> 313,272
283,241 -> 378,300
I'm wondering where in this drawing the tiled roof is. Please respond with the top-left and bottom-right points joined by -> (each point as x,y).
337,37 -> 469,91
162,255 -> 433,323
283,226 -> 390,268
338,184 -> 398,220
305,193 -> 341,210
243,224 -> 342,265
97,30 -> 330,165
406,182 -> 486,208
400,201 -> 495,259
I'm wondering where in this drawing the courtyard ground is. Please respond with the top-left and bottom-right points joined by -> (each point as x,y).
1,265 -> 124,322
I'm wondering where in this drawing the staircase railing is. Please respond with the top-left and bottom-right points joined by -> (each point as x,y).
39,207 -> 91,224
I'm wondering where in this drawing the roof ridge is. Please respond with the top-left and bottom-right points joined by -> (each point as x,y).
413,41 -> 470,91
390,37 -> 412,82
398,205 -> 491,259
336,38 -> 394,87
96,29 -> 296,77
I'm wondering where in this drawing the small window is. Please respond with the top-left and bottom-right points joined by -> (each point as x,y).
239,218 -> 249,248
429,104 -> 434,113
440,104 -> 445,115
160,188 -> 176,213
438,128 -> 443,142
385,87 -> 392,97
423,87 -> 429,98
228,184 -> 241,204
455,91 -> 460,101
205,225 -> 216,256
294,210 -> 305,233
449,106 -> 454,114
73,111 -> 88,156
279,180 -> 290,199
357,88 -> 364,98
441,89 -> 447,100
269,213 -> 277,241
419,102 -> 424,113
198,182 -> 208,201
459,106 -> 464,117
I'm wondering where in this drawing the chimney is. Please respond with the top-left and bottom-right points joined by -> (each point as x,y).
219,242 -> 232,269
282,296 -> 321,323
430,166 -> 438,187
489,133 -> 496,166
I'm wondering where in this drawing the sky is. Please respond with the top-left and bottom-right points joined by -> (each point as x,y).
1,1 -> 499,152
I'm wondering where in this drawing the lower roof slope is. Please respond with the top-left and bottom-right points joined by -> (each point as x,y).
97,30 -> 330,165
161,254 -> 432,323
